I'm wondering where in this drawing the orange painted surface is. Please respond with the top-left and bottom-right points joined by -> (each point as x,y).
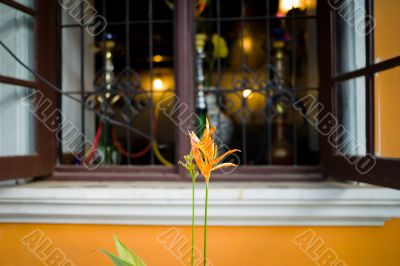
374,67 -> 400,158
374,0 -> 400,62
374,0 -> 400,158
1,219 -> 400,266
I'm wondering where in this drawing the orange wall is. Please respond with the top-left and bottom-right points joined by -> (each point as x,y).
374,0 -> 400,62
375,67 -> 400,158
374,0 -> 400,158
1,219 -> 400,266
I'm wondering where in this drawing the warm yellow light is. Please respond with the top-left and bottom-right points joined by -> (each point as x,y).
242,89 -> 252,98
153,55 -> 163,63
153,78 -> 164,90
279,0 -> 304,14
105,73 -> 111,82
105,92 -> 111,99
106,51 -> 112,59
243,37 -> 252,53
110,95 -> 120,105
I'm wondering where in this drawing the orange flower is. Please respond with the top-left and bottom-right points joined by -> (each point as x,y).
189,119 -> 240,183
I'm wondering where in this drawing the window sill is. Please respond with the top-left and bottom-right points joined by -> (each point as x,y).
0,181 -> 399,226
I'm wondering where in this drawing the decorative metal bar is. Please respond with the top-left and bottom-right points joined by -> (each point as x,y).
148,0 -> 155,165
80,1 -> 86,159
290,6 -> 298,165
125,0 -> 131,165
56,0 -> 319,168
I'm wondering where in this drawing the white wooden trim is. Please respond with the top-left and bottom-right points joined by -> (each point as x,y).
0,181 -> 399,226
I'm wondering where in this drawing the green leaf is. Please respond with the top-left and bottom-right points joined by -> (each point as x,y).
114,235 -> 147,266
100,249 -> 133,266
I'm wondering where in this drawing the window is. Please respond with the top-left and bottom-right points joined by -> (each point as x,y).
0,0 -> 57,180
2,0 -> 399,188
319,0 -> 400,189
56,0 -> 322,181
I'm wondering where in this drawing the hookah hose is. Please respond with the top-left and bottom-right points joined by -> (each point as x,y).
110,91 -> 173,166
112,127 -> 151,159
86,119 -> 151,164
86,121 -> 103,164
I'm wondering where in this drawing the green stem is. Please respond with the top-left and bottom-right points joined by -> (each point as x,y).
191,175 -> 195,266
203,182 -> 209,266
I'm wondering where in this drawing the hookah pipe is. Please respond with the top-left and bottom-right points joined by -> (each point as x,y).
109,31 -> 210,164
95,91 -> 172,166
110,91 -> 172,166
87,33 -> 172,166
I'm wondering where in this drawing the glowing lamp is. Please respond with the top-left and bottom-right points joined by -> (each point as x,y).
153,55 -> 163,63
242,89 -> 252,99
153,78 -> 164,90
278,0 -> 305,15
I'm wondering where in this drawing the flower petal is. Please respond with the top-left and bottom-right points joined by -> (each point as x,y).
202,118 -> 210,140
213,149 -> 240,165
192,147 -> 206,176
189,131 -> 201,144
211,163 -> 237,171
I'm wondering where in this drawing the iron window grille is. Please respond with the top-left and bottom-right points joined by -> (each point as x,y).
55,0 -> 322,181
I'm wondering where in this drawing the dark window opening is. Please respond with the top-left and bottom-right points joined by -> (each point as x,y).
58,0 -> 321,174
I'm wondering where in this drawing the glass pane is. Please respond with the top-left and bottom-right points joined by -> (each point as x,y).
14,0 -> 35,8
336,77 -> 366,156
374,67 -> 400,158
374,0 -> 400,62
334,0 -> 366,74
0,3 -> 35,81
0,83 -> 35,156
